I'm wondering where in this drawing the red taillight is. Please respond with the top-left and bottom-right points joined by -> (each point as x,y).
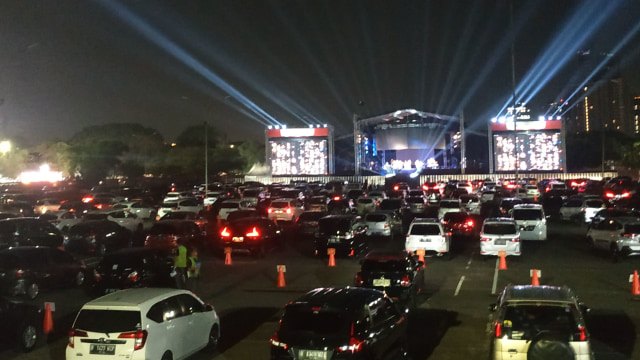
494,322 -> 502,338
393,185 -> 399,191
466,220 -> 474,227
400,275 -> 410,287
545,187 -> 550,192
622,233 -> 637,238
337,336 -> 364,353
355,273 -> 363,285
220,227 -> 230,237
422,185 -> 429,191
270,333 -> 288,350
127,271 -> 138,282
510,237 -> 520,243
605,191 -> 614,198
82,196 -> 93,203
333,196 -> 341,201
578,325 -> 586,341
68,329 -> 88,348
481,237 -> 491,242
246,227 -> 260,237
118,329 -> 148,350
16,269 -> 24,278
285,207 -> 292,215
384,223 -> 389,228
622,192 -> 631,198
267,208 -> 273,214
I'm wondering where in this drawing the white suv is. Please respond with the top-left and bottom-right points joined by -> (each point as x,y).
511,204 -> 547,241
66,288 -> 220,360
405,218 -> 451,258
480,218 -> 521,257
586,216 -> 640,261
438,199 -> 462,219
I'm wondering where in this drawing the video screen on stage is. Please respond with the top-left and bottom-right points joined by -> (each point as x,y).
494,131 -> 562,171
269,138 -> 328,175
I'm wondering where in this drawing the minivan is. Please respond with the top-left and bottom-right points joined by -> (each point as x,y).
511,204 -> 547,241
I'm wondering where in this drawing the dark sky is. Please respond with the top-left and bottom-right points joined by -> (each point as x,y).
1,0 -> 639,146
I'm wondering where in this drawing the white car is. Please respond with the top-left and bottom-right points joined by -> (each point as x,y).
112,201 -> 157,220
480,218 -> 521,257
66,288 -> 219,360
157,198 -> 204,219
405,218 -> 451,258
203,190 -> 227,207
355,196 -> 377,215
218,199 -> 255,220
84,209 -> 145,233
560,198 -> 606,223
438,199 -> 462,219
268,198 -> 304,223
34,198 -> 63,214
511,204 -> 547,241
40,210 -> 82,233
163,191 -> 193,202
524,184 -> 540,199
586,216 -> 640,261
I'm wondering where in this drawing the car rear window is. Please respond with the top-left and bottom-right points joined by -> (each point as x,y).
361,259 -> 405,272
357,198 -> 374,204
624,224 -> 640,234
299,212 -> 326,221
149,223 -> 180,235
409,224 -> 441,235
379,200 -> 402,210
221,202 -> 240,209
319,218 -> 352,234
502,305 -> 577,340
161,202 -> 178,208
440,201 -> 460,209
74,309 -> 142,333
512,209 -> 543,220
365,214 -> 387,222
483,223 -> 517,235
280,307 -> 348,335
271,201 -> 291,209
585,200 -> 604,208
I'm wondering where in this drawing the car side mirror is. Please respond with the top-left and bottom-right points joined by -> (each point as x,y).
205,304 -> 214,312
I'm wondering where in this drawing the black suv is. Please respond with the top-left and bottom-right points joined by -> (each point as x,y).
314,215 -> 368,256
0,218 -> 64,248
355,250 -> 424,308
0,296 -> 43,352
270,287 -> 408,360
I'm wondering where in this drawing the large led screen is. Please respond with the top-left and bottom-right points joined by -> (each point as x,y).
494,131 -> 562,171
269,138 -> 328,175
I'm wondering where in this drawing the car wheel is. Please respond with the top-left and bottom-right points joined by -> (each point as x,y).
161,351 -> 173,360
74,270 -> 85,286
527,333 -> 574,360
26,282 -> 39,300
205,324 -> 219,352
17,322 -> 39,352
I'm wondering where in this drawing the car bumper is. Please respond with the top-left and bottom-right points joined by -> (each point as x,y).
406,240 -> 449,254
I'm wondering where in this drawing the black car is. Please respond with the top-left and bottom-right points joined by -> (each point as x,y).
145,219 -> 206,252
92,247 -> 175,295
0,218 -> 64,249
270,287 -> 408,360
296,211 -> 328,237
64,219 -> 132,256
0,296 -> 43,352
314,215 -> 368,256
218,217 -> 282,256
0,246 -> 86,299
355,250 -> 424,308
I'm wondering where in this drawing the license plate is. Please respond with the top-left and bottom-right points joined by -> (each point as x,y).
494,239 -> 506,245
298,349 -> 327,360
420,238 -> 431,242
90,344 -> 116,355
328,237 -> 341,243
373,278 -> 391,287
232,237 -> 244,242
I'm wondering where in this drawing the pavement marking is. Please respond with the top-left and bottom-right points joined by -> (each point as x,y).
491,257 -> 500,295
454,275 -> 465,296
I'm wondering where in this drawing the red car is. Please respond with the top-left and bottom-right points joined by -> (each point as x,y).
441,212 -> 480,238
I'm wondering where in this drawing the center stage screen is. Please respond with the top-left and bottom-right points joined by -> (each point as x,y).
269,138 -> 328,175
374,126 -> 446,150
494,131 -> 562,171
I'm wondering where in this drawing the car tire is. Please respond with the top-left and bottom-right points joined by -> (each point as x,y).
26,282 -> 39,300
161,351 -> 173,360
16,322 -> 39,352
205,324 -> 220,352
527,334 -> 574,360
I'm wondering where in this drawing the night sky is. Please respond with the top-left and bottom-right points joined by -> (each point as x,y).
1,0 -> 639,146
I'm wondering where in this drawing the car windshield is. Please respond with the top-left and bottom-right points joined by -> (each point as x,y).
483,223 -> 517,235
74,309 -> 141,333
512,209 -> 543,220
409,224 -> 441,235
161,202 -> 178,208
361,259 -> 405,272
502,304 -> 578,340
279,307 -> 348,335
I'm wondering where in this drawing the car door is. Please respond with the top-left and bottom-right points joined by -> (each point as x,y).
176,294 -> 210,354
162,296 -> 188,358
368,298 -> 406,360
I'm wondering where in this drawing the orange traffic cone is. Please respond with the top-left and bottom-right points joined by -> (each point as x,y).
277,265 -> 286,287
328,248 -> 336,267
531,269 -> 540,286
632,270 -> 640,296
43,303 -> 53,335
498,255 -> 507,270
224,247 -> 232,265
417,249 -> 425,268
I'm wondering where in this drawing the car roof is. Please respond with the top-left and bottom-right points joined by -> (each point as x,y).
503,285 -> 576,304
82,288 -> 191,310
290,287 -> 386,310
410,217 -> 439,224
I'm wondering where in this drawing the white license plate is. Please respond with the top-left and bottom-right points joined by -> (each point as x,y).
494,239 -> 506,245
299,349 -> 327,360
90,344 -> 116,355
328,237 -> 341,243
420,238 -> 431,242
373,278 -> 391,287
232,237 -> 244,242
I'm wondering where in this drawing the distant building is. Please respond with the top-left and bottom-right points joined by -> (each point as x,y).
634,96 -> 640,133
566,76 -> 631,134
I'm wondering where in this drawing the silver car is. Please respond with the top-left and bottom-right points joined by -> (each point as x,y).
480,218 -> 521,257
363,211 -> 402,237
586,216 -> 640,261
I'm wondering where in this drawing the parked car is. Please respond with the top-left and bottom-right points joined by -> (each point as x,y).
489,284 -> 593,360
586,216 -> 640,261
0,296 -> 43,352
145,220 -> 205,252
39,210 -> 82,234
442,212 -> 480,238
267,198 -> 305,224
270,287 -> 408,360
157,198 -> 204,220
67,288 -> 220,360
459,194 -> 480,214
0,218 -> 64,249
438,198 -> 462,219
0,246 -> 85,299
378,198 -> 408,215
218,217 -> 282,256
314,215 -> 368,256
111,200 -> 158,220
84,209 -> 145,234
160,210 -> 209,230
295,211 -> 327,237
64,220 -> 133,256
511,204 -> 547,241
480,218 -> 521,258
34,198 -> 62,214
91,247 -> 175,295
218,199 -> 255,221
354,196 -> 378,215
406,196 -> 427,213
306,195 -> 329,212
355,250 -> 424,308
405,218 -> 451,259
363,211 -> 403,238
559,198 -> 606,223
